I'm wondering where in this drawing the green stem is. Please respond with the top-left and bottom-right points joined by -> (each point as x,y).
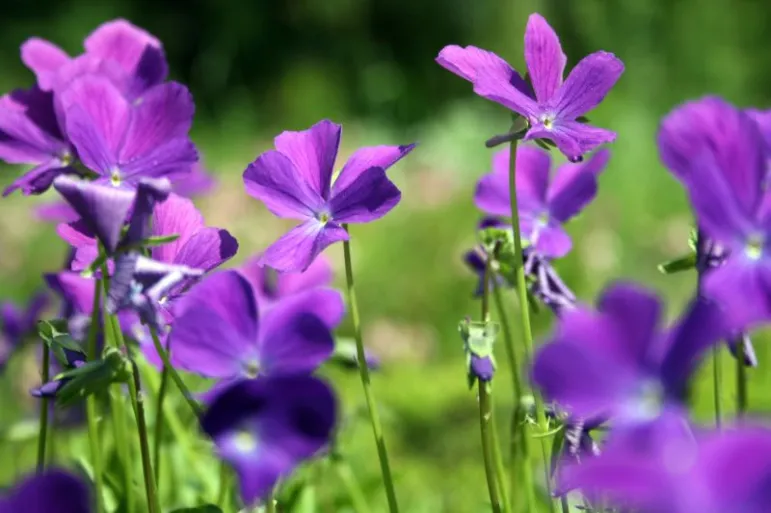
217,462 -> 230,507
736,343 -> 748,418
333,457 -> 372,513
153,337 -> 172,483
507,138 -> 554,511
490,403 -> 511,512
86,280 -> 106,513
265,494 -> 277,513
109,388 -> 135,513
560,495 -> 570,513
479,384 -> 503,513
341,226 -> 400,513
712,345 -> 722,428
150,328 -> 203,416
36,344 -> 51,473
492,286 -> 526,512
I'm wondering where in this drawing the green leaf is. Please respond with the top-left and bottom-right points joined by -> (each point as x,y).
56,348 -> 132,407
169,506 -> 223,513
37,320 -> 84,366
657,253 -> 697,274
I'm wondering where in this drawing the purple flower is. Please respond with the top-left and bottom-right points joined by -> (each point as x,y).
169,161 -> 217,197
523,247 -> 576,314
239,254 -> 334,306
243,119 -> 415,272
470,354 -> 495,382
0,469 -> 92,513
200,375 -> 337,507
436,13 -> 624,161
532,282 -> 726,425
59,75 -> 197,187
164,270 -> 338,380
22,18 -> 167,99
658,97 -> 771,331
561,412 -> 771,513
0,293 -> 48,370
475,144 -> 608,257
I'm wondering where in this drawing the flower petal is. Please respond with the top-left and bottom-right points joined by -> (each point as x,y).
53,176 -> 134,252
20,38 -> 70,91
524,13 -> 566,102
329,167 -> 401,223
44,272 -> 96,315
274,119 -> 341,200
118,137 -> 198,183
551,51 -> 624,119
35,201 -> 79,223
3,470 -> 92,513
3,161 -> 72,197
266,287 -> 345,331
169,161 -> 216,197
526,121 -> 616,162
532,222 -> 572,258
547,155 -> 600,222
150,193 -> 205,263
276,255 -> 334,297
0,88 -> 67,164
243,150 -> 325,219
170,271 -> 259,378
258,294 -> 336,375
172,228 -> 238,272
62,76 -> 129,175
333,143 -> 415,194
84,18 -> 168,95
259,220 -> 349,273
703,259 -> 771,332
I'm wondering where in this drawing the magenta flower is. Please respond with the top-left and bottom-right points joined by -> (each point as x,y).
243,119 -> 415,272
658,97 -> 771,331
532,283 -> 725,425
436,13 -> 624,162
0,469 -> 92,513
475,144 -> 608,257
200,375 -> 337,507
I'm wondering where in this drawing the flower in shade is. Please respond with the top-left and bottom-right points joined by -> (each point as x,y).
59,75 -> 197,188
200,375 -> 337,507
475,144 -> 608,257
243,119 -> 415,272
238,254 -> 334,306
22,18 -> 167,99
532,282 -> 726,425
436,13 -> 624,162
658,97 -> 771,331
561,412 -> 771,513
164,270 -> 338,383
0,293 -> 48,370
0,469 -> 92,513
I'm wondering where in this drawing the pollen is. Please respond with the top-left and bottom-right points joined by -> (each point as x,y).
110,169 -> 122,187
232,429 -> 257,454
745,235 -> 764,261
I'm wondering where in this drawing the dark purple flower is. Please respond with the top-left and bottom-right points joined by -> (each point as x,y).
0,469 -> 92,513
470,354 -> 495,382
532,283 -> 726,425
0,293 -> 48,370
243,119 -> 415,272
22,18 -> 167,99
436,13 -> 623,161
475,145 -> 608,257
200,375 -> 337,507
162,270 -> 338,380
58,75 -> 197,187
658,97 -> 771,331
561,412 -> 771,513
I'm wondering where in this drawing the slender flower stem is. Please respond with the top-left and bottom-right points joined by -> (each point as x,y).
265,495 -> 277,513
492,286 -> 527,512
560,495 -> 570,513
507,137 -> 554,511
333,457 -> 372,513
150,328 -> 203,416
341,225 -> 399,513
489,401 -> 511,512
86,280 -> 106,513
712,346 -> 722,428
36,345 -> 51,473
109,388 -> 135,513
153,337 -> 172,483
736,346 -> 748,418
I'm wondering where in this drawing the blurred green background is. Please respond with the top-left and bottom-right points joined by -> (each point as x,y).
2,0 -> 771,511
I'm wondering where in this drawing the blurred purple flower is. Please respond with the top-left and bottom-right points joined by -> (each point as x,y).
239,254 -> 334,306
0,469 -> 92,513
169,161 -> 217,197
475,145 -> 608,257
532,282 -> 726,425
200,375 -> 337,507
436,13 -> 623,161
0,293 -> 48,370
658,97 -> 771,331
243,119 -> 415,272
161,270 -> 338,382
561,412 -> 771,513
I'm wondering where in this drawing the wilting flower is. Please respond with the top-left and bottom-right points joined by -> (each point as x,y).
436,13 -> 623,161
475,145 -> 608,257
0,469 -> 92,513
658,97 -> 771,331
0,293 -> 48,370
200,375 -> 337,507
60,75 -> 197,188
165,270 -> 338,382
561,412 -> 771,513
532,282 -> 725,425
243,119 -> 415,272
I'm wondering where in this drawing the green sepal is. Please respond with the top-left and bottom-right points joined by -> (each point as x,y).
459,318 -> 500,359
37,319 -> 84,367
657,253 -> 696,275
55,347 -> 132,407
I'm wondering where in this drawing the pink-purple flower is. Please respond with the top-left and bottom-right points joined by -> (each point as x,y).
243,119 -> 415,272
437,13 -> 624,162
